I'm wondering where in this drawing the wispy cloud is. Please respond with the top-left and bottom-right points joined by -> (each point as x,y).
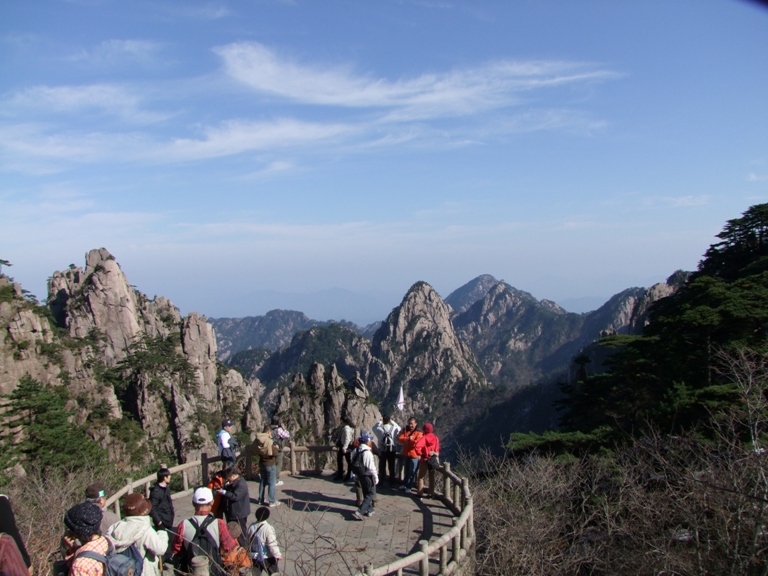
164,118 -> 353,161
68,39 -> 165,66
748,172 -> 768,182
214,42 -> 616,120
4,84 -> 167,124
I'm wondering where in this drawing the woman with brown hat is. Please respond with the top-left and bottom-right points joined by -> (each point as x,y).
108,493 -> 169,576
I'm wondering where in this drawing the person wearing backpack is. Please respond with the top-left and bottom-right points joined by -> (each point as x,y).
108,493 -> 168,576
350,432 -> 378,521
246,507 -> 281,575
373,415 -> 401,487
252,425 -> 281,507
63,502 -> 111,576
170,487 -> 238,576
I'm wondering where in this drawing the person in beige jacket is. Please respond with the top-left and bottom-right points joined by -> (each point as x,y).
107,493 -> 168,576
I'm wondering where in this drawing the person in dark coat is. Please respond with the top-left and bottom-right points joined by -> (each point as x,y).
149,467 -> 175,532
218,468 -> 251,548
148,467 -> 175,563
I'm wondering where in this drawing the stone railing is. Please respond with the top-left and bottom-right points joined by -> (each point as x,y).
104,444 -> 476,576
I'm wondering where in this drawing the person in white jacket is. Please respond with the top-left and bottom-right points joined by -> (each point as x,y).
351,432 -> 379,521
373,415 -> 401,486
107,493 -> 168,576
247,506 -> 281,575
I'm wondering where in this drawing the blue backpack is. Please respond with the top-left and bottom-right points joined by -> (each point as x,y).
77,540 -> 143,576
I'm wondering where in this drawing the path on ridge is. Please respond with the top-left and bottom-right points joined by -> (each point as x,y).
173,471 -> 454,575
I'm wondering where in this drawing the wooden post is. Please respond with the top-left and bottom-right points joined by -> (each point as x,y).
190,556 -> 209,576
443,462 -> 452,505
439,542 -> 447,573
364,562 -> 373,575
290,441 -> 297,476
461,477 -> 468,509
314,448 -> 322,475
451,517 -> 459,563
467,496 -> 475,540
182,469 -> 189,491
454,482 -> 461,509
202,453 -> 209,486
419,540 -> 429,576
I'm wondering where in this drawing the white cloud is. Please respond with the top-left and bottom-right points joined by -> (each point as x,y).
4,84 -> 167,124
748,172 -> 768,182
214,42 -> 616,120
68,39 -> 165,66
164,118 -> 354,160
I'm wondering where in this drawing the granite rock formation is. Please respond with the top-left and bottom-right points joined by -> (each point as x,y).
2,248 -> 261,470
369,281 -> 489,417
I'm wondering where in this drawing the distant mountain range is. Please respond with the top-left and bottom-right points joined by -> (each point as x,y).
214,273 -> 684,451
216,273 -> 682,388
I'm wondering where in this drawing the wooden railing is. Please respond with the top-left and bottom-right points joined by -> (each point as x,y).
356,460 -> 474,576
104,444 -> 476,576
104,460 -> 200,518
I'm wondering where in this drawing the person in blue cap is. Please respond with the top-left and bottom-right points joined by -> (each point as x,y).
350,431 -> 379,521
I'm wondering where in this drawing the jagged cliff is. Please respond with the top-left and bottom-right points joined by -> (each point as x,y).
272,362 -> 381,447
369,281 -> 489,417
2,248 -> 261,471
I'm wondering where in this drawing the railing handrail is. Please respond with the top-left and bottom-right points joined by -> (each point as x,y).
104,459 -> 202,515
103,443 -> 475,576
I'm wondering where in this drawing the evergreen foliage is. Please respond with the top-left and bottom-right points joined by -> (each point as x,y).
530,203 -> 768,453
1,375 -> 106,475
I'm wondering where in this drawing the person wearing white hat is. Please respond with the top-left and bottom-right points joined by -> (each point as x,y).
169,488 -> 238,576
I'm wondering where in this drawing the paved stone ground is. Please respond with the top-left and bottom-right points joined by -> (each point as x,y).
173,471 -> 455,575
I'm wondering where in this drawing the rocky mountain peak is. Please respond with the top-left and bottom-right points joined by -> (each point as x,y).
369,281 -> 488,416
444,274 -> 499,315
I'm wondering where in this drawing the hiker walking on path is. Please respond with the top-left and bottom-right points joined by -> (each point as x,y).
219,468 -> 252,547
63,503 -> 110,576
247,507 -> 281,575
108,493 -> 168,576
414,423 -> 440,499
373,415 -> 401,486
350,432 -> 379,521
269,417 -> 290,487
253,425 -> 281,507
171,487 -> 238,576
217,419 -> 239,468
334,417 -> 355,482
397,418 -> 423,493
85,482 -> 120,537
149,467 -> 175,560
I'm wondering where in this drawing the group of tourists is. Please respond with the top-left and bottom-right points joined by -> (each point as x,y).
54,472 -> 282,576
335,415 -> 441,521
47,415 -> 292,576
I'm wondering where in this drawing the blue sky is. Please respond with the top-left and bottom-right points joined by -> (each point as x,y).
2,0 -> 767,324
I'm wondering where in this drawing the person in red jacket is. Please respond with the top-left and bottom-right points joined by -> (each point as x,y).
414,422 -> 440,499
397,418 -> 423,493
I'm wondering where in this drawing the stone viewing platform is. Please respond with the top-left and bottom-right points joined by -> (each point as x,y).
106,448 -> 475,576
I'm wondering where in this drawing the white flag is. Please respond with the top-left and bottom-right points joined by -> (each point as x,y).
396,385 -> 405,411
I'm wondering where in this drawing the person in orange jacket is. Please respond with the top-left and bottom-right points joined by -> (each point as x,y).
397,417 -> 423,493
